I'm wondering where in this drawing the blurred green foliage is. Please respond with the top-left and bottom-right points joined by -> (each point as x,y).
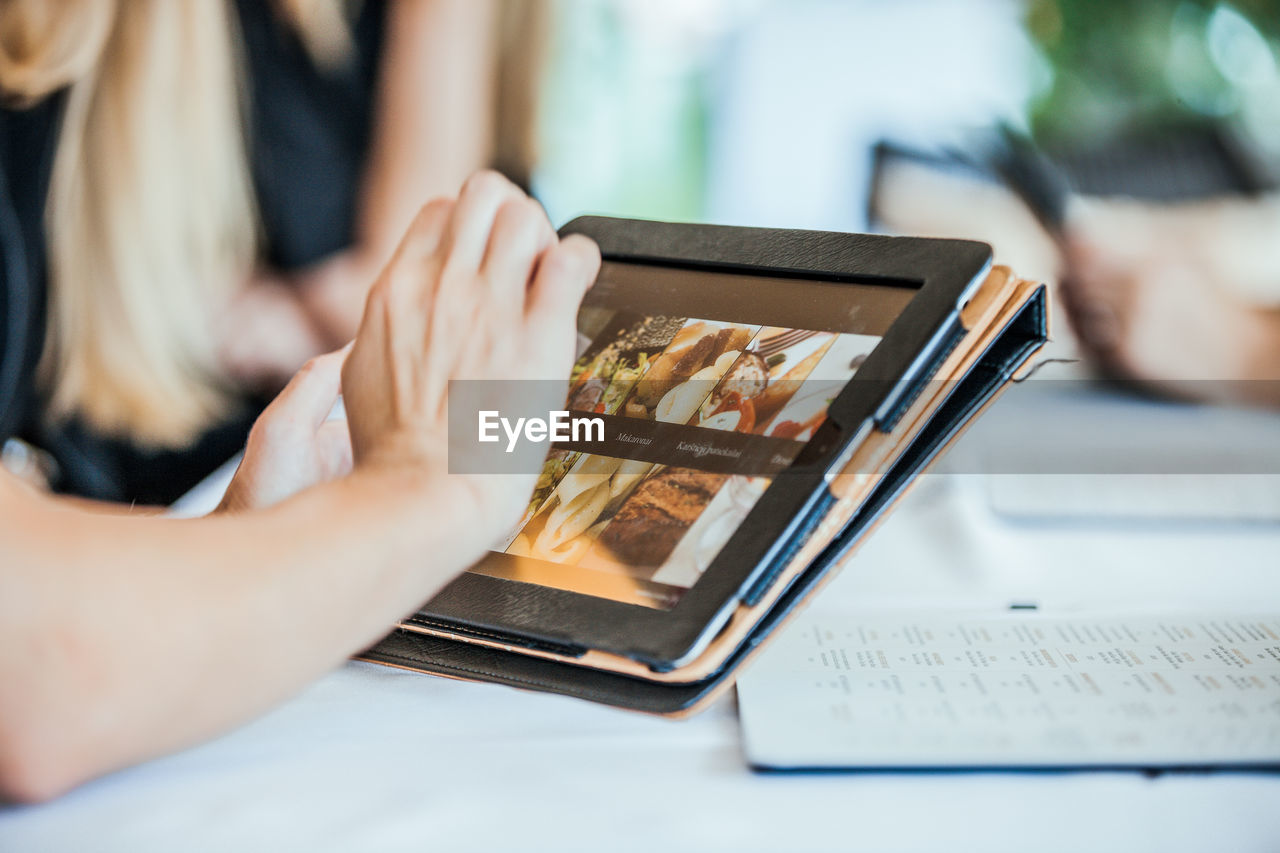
1027,0 -> 1280,142
535,0 -> 712,225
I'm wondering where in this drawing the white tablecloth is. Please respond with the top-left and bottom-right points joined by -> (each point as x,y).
3,388 -> 1279,852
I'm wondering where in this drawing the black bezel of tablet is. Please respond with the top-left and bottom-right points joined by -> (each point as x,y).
412,218 -> 992,668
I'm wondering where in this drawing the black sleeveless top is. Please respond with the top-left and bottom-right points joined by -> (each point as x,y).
0,0 -> 385,504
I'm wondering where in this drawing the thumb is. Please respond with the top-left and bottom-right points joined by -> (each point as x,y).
267,346 -> 349,430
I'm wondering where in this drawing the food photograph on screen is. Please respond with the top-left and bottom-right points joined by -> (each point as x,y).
470,260 -> 908,609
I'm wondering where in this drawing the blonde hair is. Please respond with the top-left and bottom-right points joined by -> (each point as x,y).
0,0 -> 254,447
0,0 -> 540,448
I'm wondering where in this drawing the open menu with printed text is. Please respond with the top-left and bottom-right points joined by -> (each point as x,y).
738,609 -> 1280,769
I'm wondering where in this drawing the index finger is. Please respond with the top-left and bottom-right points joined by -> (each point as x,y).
440,171 -> 528,272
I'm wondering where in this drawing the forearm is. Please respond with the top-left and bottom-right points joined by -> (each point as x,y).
0,467 -> 485,800
0,167 -> 598,802
359,0 -> 497,264
298,0 -> 498,345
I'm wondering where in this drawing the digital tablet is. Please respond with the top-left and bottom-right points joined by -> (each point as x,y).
412,222 -> 994,670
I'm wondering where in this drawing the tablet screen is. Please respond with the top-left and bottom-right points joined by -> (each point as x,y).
468,261 -> 914,609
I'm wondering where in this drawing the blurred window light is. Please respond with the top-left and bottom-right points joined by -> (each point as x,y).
534,0 -> 769,226
1206,3 -> 1277,87
1167,2 -> 1235,116
703,0 -> 1037,231
612,0 -> 767,47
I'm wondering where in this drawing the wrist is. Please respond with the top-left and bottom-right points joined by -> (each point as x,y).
360,461 -> 530,558
352,429 -> 446,475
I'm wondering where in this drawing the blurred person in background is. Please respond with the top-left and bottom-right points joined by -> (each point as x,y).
844,0 -> 1280,407
0,0 -> 545,504
1059,195 -> 1280,407
1026,0 -> 1280,407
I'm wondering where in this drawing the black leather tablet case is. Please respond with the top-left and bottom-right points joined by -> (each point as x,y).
360,221 -> 1049,715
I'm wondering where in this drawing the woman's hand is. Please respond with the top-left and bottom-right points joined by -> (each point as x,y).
341,171 -> 600,531
218,348 -> 354,513
219,171 -> 601,524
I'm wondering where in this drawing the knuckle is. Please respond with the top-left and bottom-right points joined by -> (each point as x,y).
543,243 -> 578,277
564,233 -> 601,262
397,199 -> 453,254
363,282 -> 390,319
495,196 -> 525,222
371,268 -> 409,308
436,246 -> 478,291
412,197 -> 452,229
249,411 -> 285,447
520,197 -> 549,230
422,195 -> 454,215
497,198 -> 541,239
462,169 -> 511,203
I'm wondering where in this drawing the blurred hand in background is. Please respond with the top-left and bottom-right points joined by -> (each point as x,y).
1059,195 -> 1280,407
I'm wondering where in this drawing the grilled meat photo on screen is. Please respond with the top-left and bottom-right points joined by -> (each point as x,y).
594,468 -> 728,568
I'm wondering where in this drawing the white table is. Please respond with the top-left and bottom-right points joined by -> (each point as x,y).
3,387 -> 1279,852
